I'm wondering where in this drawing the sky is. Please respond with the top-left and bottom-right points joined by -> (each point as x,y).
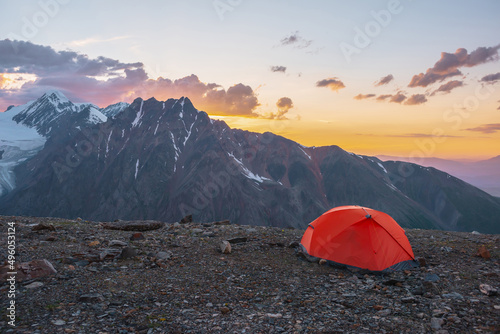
0,0 -> 499,160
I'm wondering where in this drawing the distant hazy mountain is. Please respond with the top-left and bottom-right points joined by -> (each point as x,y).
1,96 -> 499,233
378,155 -> 500,197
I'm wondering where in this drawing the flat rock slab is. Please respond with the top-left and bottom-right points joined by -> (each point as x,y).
0,259 -> 57,282
100,220 -> 164,231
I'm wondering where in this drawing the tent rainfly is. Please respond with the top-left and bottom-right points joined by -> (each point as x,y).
300,205 -> 419,272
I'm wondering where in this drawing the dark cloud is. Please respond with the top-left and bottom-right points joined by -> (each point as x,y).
466,123 -> 500,134
316,77 -> 345,92
375,74 -> 394,86
270,66 -> 287,73
264,97 -> 294,120
408,45 -> 500,87
280,31 -> 312,49
0,39 -> 263,117
481,72 -> 500,82
431,80 -> 464,95
390,93 -> 407,103
404,94 -> 427,105
376,94 -> 392,101
353,93 -> 376,100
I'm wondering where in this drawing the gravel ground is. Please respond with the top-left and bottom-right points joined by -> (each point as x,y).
0,215 -> 499,333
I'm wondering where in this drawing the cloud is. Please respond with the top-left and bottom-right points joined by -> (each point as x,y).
404,94 -> 427,105
481,72 -> 500,82
263,97 -> 294,120
431,80 -> 464,95
376,94 -> 392,101
353,93 -> 376,100
279,31 -> 312,49
0,39 -> 263,117
390,92 -> 407,103
270,66 -> 287,73
316,77 -> 345,92
408,45 -> 500,87
375,74 -> 394,86
466,123 -> 500,134
0,74 -> 8,88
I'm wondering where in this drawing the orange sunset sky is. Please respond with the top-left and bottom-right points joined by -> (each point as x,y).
1,1 -> 499,160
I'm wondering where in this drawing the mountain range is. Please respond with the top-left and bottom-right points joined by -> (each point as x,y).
378,155 -> 500,197
0,92 -> 499,233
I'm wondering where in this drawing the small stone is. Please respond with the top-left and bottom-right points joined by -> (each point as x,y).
88,240 -> 100,247
476,245 -> 491,259
373,305 -> 384,310
424,274 -> 440,282
191,228 -> 204,234
471,231 -> 481,235
25,282 -> 44,289
442,292 -> 464,299
266,313 -> 282,318
109,240 -> 128,247
318,259 -> 327,265
479,284 -> 497,296
79,293 -> 105,303
32,223 -> 56,231
220,306 -> 231,314
119,247 -> 137,259
46,236 -> 57,242
101,220 -> 164,231
417,257 -> 427,267
180,214 -> 193,224
52,319 -> 66,326
130,233 -> 145,241
214,220 -> 230,225
378,309 -> 391,316
220,240 -> 231,254
156,251 -> 172,261
431,317 -> 444,330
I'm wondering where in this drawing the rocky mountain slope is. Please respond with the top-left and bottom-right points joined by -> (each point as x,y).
0,216 -> 498,333
1,96 -> 499,233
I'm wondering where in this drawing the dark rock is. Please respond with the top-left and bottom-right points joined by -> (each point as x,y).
288,241 -> 300,248
180,215 -> 193,224
220,307 -> 231,314
32,223 -> 56,231
417,257 -> 427,266
214,220 -> 230,225
227,237 -> 248,244
383,279 -> 404,286
130,233 -> 145,241
79,293 -> 105,303
101,220 -> 164,231
119,247 -> 137,259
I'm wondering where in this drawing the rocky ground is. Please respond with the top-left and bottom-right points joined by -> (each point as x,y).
0,215 -> 499,334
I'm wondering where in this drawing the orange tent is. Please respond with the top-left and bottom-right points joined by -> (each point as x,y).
300,206 -> 418,272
